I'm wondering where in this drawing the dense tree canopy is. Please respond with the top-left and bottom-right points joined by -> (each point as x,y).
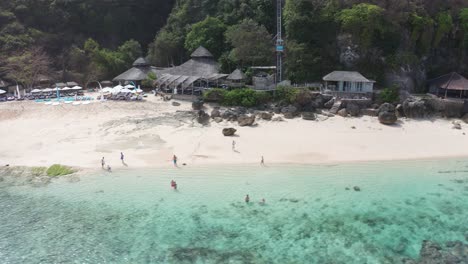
0,0 -> 467,89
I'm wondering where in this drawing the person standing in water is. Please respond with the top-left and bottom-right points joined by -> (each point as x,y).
101,157 -> 105,169
120,152 -> 124,163
245,194 -> 250,203
107,165 -> 112,172
173,155 -> 178,166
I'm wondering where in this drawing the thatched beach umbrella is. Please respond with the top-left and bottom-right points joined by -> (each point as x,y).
0,89 -> 6,94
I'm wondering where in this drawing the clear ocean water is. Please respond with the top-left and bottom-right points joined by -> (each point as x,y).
0,159 -> 467,264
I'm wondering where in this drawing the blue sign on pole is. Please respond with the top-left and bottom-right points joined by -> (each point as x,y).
276,45 -> 284,52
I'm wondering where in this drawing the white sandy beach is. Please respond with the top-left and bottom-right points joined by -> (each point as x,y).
1,96 -> 468,169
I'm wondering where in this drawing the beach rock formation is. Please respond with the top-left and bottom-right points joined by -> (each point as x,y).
213,117 -> 223,123
171,101 -> 181,106
210,108 -> 221,118
237,115 -> 256,127
281,105 -> 299,119
259,112 -> 273,120
402,99 -> 427,118
346,103 -> 360,117
396,104 -> 404,117
463,114 -> 468,124
353,186 -> 361,191
377,103 -> 395,114
221,110 -> 238,121
196,110 -> 210,125
379,111 -> 397,125
324,98 -> 335,109
302,112 -> 317,121
452,121 -> 462,130
222,128 -> 236,136
337,108 -> 348,117
192,100 -> 204,110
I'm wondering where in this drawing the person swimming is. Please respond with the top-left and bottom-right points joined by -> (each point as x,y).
260,198 -> 266,205
245,194 -> 250,203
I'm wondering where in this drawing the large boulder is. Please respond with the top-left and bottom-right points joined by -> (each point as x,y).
221,110 -> 238,121
259,112 -> 274,120
379,111 -> 397,125
222,128 -> 236,136
172,101 -> 181,106
402,99 -> 427,119
462,113 -> 468,124
324,98 -> 335,109
294,90 -> 313,107
196,110 -> 210,125
346,103 -> 360,117
396,104 -> 404,117
443,100 -> 464,118
337,108 -> 348,117
377,103 -> 395,115
302,112 -> 317,120
281,105 -> 299,119
238,115 -> 256,127
211,108 -> 221,118
192,100 -> 204,110
213,117 -> 223,123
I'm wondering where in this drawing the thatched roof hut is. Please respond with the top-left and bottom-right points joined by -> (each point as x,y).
227,69 -> 247,81
113,57 -> 159,82
428,72 -> 468,98
155,46 -> 227,90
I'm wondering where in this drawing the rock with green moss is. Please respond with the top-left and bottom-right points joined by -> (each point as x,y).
46,164 -> 76,177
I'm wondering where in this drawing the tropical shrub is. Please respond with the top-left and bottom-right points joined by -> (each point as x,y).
379,86 -> 400,103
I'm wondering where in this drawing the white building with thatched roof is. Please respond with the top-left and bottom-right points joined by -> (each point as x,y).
113,57 -> 159,83
323,71 -> 375,94
155,46 -> 228,94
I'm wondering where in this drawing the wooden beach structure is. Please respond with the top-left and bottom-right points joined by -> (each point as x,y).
428,72 -> 468,98
322,71 -> 375,98
154,46 -> 228,95
225,69 -> 247,88
113,57 -> 159,86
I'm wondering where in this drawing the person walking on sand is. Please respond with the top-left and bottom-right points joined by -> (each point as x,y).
232,140 -> 236,151
245,194 -> 250,203
120,152 -> 124,163
173,155 -> 178,166
101,157 -> 105,169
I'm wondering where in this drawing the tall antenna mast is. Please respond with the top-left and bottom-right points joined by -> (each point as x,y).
276,0 -> 284,85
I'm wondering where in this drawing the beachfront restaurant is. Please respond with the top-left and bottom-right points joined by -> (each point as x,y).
113,57 -> 159,87
322,71 -> 375,98
428,72 -> 468,98
154,46 -> 227,95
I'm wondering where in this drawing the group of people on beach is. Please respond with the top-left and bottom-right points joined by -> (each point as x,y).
245,194 -> 265,205
101,152 -> 125,172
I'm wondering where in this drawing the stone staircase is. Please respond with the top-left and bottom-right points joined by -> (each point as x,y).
329,100 -> 342,114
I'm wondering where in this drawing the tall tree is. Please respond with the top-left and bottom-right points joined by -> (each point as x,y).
184,17 -> 227,58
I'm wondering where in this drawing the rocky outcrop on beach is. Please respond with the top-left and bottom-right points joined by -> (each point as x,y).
337,108 -> 348,117
196,110 -> 210,125
210,108 -> 221,118
259,112 -> 273,120
302,112 -> 317,120
222,128 -> 236,136
402,99 -> 429,118
237,115 -> 255,127
403,240 -> 468,264
346,103 -> 361,117
281,105 -> 299,119
378,103 -> 397,125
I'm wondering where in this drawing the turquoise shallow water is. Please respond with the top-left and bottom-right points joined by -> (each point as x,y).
0,160 -> 467,263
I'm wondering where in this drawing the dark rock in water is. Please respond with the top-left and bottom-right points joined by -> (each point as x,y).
210,108 -> 221,118
192,100 -> 204,110
171,101 -> 181,106
302,112 -> 317,121
353,186 -> 361,191
346,103 -> 361,117
196,110 -> 210,125
379,111 -> 397,125
337,108 -> 348,117
222,128 -> 236,136
345,187 -> 350,190
405,240 -> 468,264
237,115 -> 256,127
259,112 -> 273,120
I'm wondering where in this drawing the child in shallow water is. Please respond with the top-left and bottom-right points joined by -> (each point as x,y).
107,165 -> 112,172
